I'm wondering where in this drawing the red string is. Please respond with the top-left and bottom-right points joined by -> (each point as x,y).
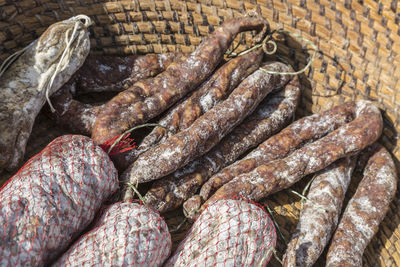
99,133 -> 136,156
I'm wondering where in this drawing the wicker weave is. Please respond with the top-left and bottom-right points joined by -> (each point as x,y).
1,0 -> 400,266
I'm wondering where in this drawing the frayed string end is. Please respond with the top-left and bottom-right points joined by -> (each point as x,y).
100,133 -> 136,156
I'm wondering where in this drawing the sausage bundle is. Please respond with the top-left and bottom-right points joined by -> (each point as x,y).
197,100 -> 382,219
144,73 -> 300,213
198,101 -> 355,202
0,135 -> 119,266
183,101 -> 356,219
121,61 -> 292,201
53,202 -> 171,267
112,48 -> 263,171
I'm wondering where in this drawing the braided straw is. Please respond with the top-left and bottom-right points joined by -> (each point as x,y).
1,1 -> 400,266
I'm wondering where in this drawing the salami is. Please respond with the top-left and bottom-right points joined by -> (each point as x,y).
53,202 -> 171,267
144,74 -> 300,213
122,61 -> 292,201
0,15 -> 91,173
326,144 -> 397,267
113,48 -> 263,171
92,16 -> 270,145
201,100 -> 382,218
282,156 -> 357,267
0,135 -> 119,266
165,199 -> 276,266
197,101 -> 356,208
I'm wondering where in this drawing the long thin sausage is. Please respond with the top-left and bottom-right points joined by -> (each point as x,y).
326,143 -> 397,267
201,101 -> 382,218
92,16 -> 270,145
69,53 -> 179,95
49,53 -> 179,135
198,102 -> 356,205
282,156 -> 357,267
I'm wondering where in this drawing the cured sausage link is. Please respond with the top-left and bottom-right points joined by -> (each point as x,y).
49,53 -> 179,135
72,53 -> 179,94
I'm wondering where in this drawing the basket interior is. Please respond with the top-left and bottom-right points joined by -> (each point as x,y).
1,1 -> 400,266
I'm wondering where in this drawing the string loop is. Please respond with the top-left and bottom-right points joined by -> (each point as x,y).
227,28 -> 317,76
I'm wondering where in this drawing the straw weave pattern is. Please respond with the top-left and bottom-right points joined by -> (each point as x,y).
1,0 -> 400,266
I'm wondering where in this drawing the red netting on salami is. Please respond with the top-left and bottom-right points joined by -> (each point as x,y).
0,135 -> 119,266
165,197 -> 277,266
53,202 -> 172,266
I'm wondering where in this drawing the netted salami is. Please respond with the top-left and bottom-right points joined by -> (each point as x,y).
53,202 -> 171,267
326,143 -> 397,267
165,199 -> 276,266
0,135 -> 119,266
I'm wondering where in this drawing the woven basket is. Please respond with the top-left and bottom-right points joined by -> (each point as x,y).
1,0 -> 400,266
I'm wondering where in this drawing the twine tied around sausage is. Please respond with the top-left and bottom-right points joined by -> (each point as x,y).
227,28 -> 317,76
0,15 -> 92,112
46,15 -> 92,112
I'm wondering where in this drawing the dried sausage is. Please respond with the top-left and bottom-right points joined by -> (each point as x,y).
282,156 -> 357,267
326,143 -> 397,267
0,16 -> 91,173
